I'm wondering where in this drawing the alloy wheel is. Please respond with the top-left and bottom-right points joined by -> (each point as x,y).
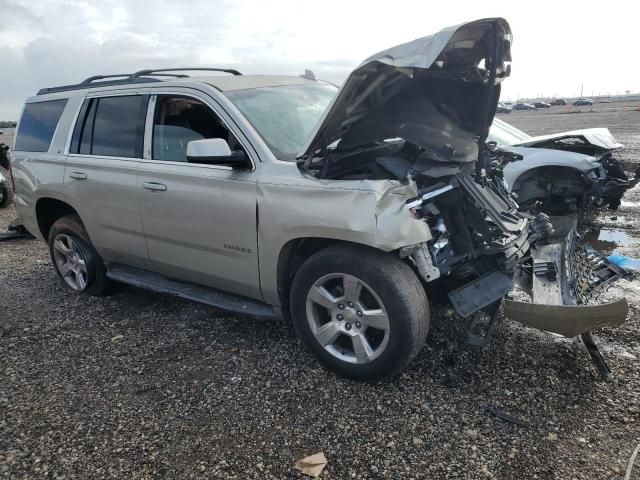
305,273 -> 390,364
52,233 -> 89,291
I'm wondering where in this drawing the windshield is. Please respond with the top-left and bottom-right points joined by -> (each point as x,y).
225,83 -> 338,161
488,118 -> 531,146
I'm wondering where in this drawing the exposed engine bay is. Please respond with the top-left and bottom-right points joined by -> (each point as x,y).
295,17 -> 630,377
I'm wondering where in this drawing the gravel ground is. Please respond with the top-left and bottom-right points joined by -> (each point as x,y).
1,103 -> 640,479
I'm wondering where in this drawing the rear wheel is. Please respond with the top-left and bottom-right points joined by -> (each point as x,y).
290,245 -> 429,381
48,215 -> 113,296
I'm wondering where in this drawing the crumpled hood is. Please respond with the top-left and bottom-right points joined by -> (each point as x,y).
298,18 -> 512,178
514,128 -> 624,152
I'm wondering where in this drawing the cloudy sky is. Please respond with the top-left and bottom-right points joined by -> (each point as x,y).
0,0 -> 638,119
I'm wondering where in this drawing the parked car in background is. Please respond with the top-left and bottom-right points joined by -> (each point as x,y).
550,98 -> 567,106
573,98 -> 594,106
512,102 -> 536,110
496,102 -> 512,113
489,118 -> 639,213
533,101 -> 551,108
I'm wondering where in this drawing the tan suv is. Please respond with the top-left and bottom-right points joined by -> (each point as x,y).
9,18 -> 628,380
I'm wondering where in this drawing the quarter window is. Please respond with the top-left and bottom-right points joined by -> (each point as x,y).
152,95 -> 245,162
15,99 -> 68,152
71,95 -> 147,158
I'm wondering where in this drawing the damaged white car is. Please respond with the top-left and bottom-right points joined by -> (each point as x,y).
490,118 -> 639,214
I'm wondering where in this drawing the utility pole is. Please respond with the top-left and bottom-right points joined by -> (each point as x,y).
580,83 -> 584,97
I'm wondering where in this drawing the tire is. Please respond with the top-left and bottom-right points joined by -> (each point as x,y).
290,244 -> 429,381
0,166 -> 13,209
48,215 -> 113,296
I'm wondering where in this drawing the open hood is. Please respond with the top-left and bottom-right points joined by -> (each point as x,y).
298,18 -> 512,178
514,128 -> 624,155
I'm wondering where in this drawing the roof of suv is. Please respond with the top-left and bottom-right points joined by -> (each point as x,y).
36,71 -> 326,96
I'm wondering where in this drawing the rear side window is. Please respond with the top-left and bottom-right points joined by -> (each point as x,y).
14,99 -> 67,152
71,95 -> 147,158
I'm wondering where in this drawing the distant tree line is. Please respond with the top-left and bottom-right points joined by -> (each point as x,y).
0,121 -> 17,128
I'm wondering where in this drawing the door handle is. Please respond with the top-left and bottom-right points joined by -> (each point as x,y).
142,182 -> 167,192
69,172 -> 87,180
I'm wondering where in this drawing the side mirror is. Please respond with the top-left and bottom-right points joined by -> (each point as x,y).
186,138 -> 248,167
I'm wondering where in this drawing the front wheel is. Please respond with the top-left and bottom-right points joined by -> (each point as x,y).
290,245 -> 430,381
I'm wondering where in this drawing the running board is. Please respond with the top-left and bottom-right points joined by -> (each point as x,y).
105,263 -> 280,320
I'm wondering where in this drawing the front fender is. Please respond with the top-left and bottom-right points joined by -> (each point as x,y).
501,146 -> 598,189
257,176 -> 432,305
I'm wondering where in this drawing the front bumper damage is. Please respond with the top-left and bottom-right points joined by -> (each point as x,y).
403,171 -> 629,379
504,231 -> 629,378
587,156 -> 640,210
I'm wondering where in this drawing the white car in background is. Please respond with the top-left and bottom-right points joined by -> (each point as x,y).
489,118 -> 638,214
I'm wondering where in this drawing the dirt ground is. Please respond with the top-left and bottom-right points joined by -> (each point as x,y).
1,102 -> 640,479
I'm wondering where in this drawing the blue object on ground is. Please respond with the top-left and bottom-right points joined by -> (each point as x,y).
608,255 -> 640,272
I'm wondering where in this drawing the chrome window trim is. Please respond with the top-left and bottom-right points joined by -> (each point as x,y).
67,152 -> 234,173
138,157 -> 233,171
66,153 -> 141,163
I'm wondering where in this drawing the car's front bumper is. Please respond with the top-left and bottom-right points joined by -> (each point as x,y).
586,159 -> 640,210
506,231 -> 628,335
504,231 -> 629,377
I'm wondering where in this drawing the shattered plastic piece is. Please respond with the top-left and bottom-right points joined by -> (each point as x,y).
294,452 -> 327,478
110,334 -> 124,342
448,270 -> 512,317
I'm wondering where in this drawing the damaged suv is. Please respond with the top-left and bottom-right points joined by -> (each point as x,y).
11,18 -> 628,380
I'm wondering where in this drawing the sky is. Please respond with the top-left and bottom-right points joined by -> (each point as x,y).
0,0 -> 638,120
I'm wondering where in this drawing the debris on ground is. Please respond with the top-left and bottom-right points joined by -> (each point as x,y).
294,452 -> 327,478
486,407 -> 529,427
0,217 -> 32,241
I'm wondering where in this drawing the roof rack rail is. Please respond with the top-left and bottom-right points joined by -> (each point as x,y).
130,68 -> 242,77
80,74 -> 138,84
37,67 -> 242,95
